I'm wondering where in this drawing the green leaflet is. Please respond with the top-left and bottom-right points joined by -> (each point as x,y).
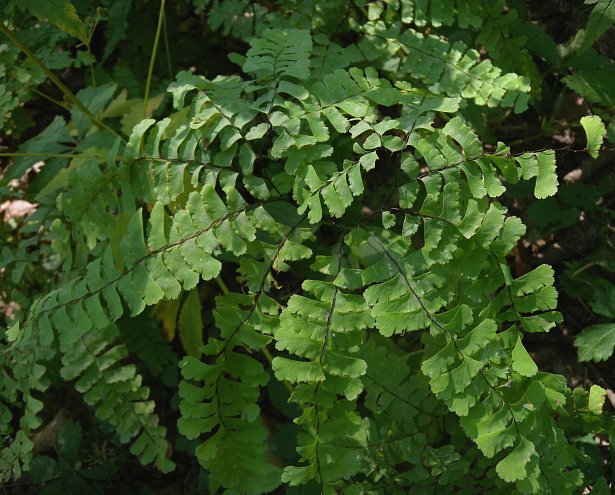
516,150 -> 558,199
588,384 -> 607,415
575,324 -> 615,362
581,115 -> 606,158
496,437 -> 536,482
178,289 -> 204,358
511,335 -> 538,377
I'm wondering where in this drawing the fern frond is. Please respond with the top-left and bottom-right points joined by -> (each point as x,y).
166,72 -> 285,198
203,0 -> 275,41
59,323 -> 174,472
361,21 -> 531,112
357,336 -> 482,491
50,158 -> 123,260
273,252 -> 373,488
0,331 -> 53,481
178,207 -> 311,493
9,183 -> 259,473
399,0 -> 484,28
384,1 -> 541,90
178,292 -> 281,494
2,13 -> 603,494
243,28 -> 313,81
275,69 -> 460,223
473,1 -> 541,90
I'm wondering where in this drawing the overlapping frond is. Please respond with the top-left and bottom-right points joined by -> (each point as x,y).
59,323 -> 174,472
273,255 -> 373,489
2,18 -> 608,495
359,21 -> 531,112
0,333 -> 52,481
178,206 -> 312,492
7,179 -> 258,475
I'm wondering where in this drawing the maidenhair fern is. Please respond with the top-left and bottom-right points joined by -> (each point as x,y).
1,3 -> 612,494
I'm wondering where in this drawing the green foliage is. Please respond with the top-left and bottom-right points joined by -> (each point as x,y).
0,1 -> 614,494
576,324 -> 615,362
581,115 -> 607,158
359,21 -> 531,112
29,420 -> 117,494
564,0 -> 615,56
393,0 -> 541,91
13,0 -> 88,42
0,42 -> 44,132
566,255 -> 615,364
